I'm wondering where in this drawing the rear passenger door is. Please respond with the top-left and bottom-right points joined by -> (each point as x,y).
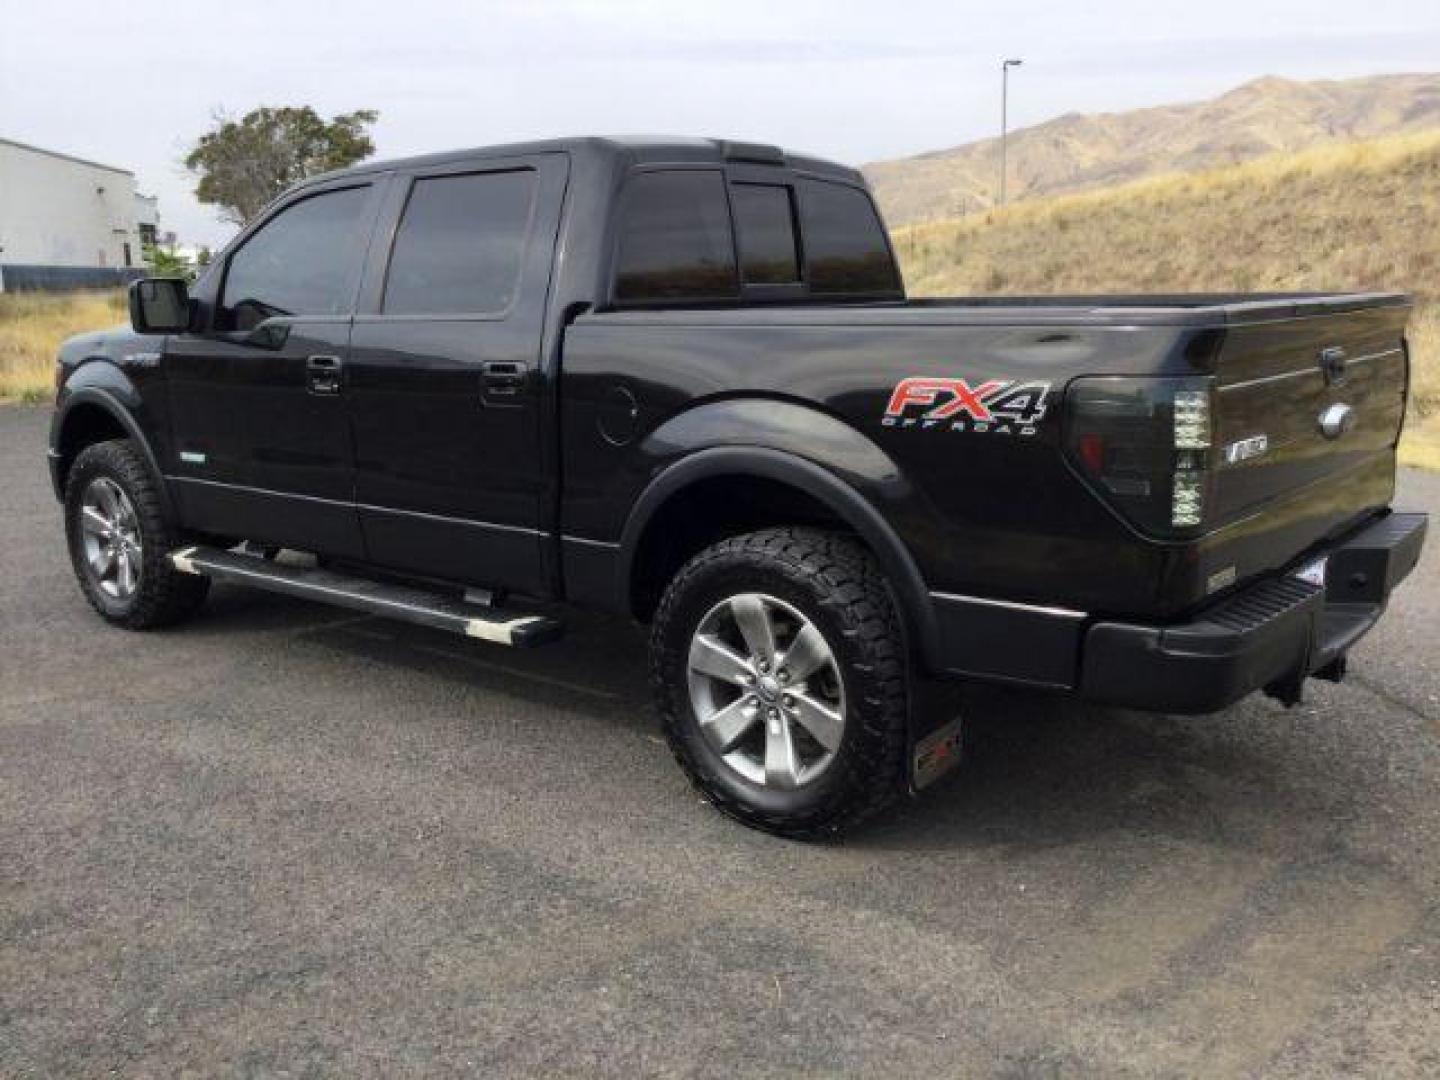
345,154 -> 568,594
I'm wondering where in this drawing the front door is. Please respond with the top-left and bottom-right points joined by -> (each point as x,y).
165,180 -> 383,557
344,155 -> 567,594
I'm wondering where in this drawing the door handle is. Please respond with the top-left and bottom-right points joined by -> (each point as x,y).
307,354 -> 343,396
481,360 -> 526,404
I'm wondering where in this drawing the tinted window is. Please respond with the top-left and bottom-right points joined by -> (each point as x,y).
384,170 -> 536,315
222,186 -> 369,329
797,179 -> 902,296
731,184 -> 800,285
614,171 -> 738,302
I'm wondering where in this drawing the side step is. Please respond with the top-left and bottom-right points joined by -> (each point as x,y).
170,546 -> 563,648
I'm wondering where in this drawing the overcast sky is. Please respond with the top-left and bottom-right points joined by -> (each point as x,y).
4,0 -> 1438,248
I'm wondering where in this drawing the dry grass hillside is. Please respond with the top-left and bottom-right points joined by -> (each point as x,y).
0,290 -> 125,403
867,72 -> 1440,226
893,130 -> 1440,466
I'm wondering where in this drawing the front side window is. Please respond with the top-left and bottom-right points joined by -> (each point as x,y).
383,170 -> 537,315
614,171 -> 738,303
221,186 -> 370,329
796,179 -> 902,296
731,184 -> 800,285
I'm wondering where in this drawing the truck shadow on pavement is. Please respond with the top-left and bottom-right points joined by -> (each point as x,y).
864,683 -> 1329,854
197,584 -> 1371,856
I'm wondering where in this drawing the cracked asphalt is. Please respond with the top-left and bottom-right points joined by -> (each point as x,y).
2,404 -> 1438,1077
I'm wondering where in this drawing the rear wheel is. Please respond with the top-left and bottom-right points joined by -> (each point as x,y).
64,439 -> 209,629
651,528 -> 909,839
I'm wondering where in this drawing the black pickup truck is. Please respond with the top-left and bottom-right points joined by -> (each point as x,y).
49,136 -> 1426,837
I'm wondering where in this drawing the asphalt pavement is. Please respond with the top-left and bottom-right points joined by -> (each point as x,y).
2,404 -> 1437,1077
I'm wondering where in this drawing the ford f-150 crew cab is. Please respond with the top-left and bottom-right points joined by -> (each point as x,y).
49,136 -> 1427,837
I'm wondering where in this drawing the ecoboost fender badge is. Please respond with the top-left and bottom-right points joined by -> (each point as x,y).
882,376 -> 1052,435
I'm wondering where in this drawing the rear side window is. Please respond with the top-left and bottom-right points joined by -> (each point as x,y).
384,170 -> 536,315
221,185 -> 370,329
796,179 -> 901,296
614,171 -> 738,303
731,184 -> 800,285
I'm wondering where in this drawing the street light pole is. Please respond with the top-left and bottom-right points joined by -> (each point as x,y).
1000,57 -> 1023,206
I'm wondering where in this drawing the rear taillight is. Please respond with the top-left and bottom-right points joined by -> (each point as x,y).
1065,376 -> 1215,538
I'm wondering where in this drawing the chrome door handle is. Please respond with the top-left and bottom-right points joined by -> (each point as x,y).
481,360 -> 526,405
306,354 -> 344,395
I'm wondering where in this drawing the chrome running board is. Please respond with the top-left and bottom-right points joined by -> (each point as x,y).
169,546 -> 563,648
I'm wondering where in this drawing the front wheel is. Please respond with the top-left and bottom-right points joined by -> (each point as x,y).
64,439 -> 209,629
651,528 -> 909,839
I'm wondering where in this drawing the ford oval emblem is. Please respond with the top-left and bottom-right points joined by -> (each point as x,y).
1318,402 -> 1355,439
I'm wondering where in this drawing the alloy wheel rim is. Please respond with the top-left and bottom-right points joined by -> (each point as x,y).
686,592 -> 846,790
79,478 -> 143,600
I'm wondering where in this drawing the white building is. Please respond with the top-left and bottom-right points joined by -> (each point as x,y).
0,137 -> 148,290
133,192 -> 159,249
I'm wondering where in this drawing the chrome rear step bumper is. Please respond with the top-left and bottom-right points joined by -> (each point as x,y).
169,546 -> 563,648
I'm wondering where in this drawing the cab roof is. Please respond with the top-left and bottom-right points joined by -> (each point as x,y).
306,136 -> 865,187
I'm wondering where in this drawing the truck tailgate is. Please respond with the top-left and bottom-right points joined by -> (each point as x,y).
1195,297 -> 1412,598
1212,300 -> 1409,523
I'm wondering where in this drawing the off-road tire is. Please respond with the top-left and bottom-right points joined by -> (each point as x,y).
64,439 -> 209,629
651,527 -> 909,839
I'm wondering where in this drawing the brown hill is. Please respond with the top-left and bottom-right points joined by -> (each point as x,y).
865,73 -> 1440,226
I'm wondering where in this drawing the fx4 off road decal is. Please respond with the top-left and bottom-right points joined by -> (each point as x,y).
882,376 -> 1052,435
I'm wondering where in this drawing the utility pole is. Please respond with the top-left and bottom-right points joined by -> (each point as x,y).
1000,57 -> 1023,206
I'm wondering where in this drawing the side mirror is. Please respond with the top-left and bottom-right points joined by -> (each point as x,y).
129,278 -> 192,334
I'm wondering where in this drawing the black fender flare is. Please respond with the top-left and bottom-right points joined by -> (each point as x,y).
616,446 -> 941,670
49,386 -> 175,519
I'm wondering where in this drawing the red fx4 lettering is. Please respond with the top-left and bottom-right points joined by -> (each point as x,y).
884,377 -> 1010,422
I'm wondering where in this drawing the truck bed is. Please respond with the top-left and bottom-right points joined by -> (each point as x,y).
567,290 -> 1412,621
